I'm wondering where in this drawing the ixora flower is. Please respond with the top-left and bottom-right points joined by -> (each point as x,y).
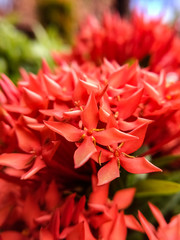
87,175 -> 144,240
0,176 -> 142,240
44,91 -> 161,185
54,12 -> 180,75
138,202 -> 180,240
0,59 -> 165,186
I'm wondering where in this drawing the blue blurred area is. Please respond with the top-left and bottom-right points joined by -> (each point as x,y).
130,0 -> 180,22
0,0 -> 13,12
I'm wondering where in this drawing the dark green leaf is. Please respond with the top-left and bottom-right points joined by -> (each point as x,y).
135,179 -> 180,197
152,155 -> 180,168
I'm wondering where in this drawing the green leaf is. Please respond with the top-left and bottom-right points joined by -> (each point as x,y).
135,179 -> 180,197
152,155 -> 180,168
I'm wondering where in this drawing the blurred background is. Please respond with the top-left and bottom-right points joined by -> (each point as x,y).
1,0 -> 180,25
0,0 -> 180,82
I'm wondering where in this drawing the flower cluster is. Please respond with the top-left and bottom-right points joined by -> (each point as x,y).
55,12 -> 180,75
1,60 -> 165,185
1,12 -> 180,240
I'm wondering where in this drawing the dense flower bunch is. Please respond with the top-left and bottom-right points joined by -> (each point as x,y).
55,12 -> 180,75
0,60 -> 165,184
1,13 -> 180,240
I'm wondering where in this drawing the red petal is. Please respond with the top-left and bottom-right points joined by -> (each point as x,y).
61,194 -> 76,229
42,59 -> 51,74
81,93 -> 98,129
0,231 -> 27,240
89,210 -> 112,229
118,117 -> 151,132
113,188 -> 136,210
148,202 -> 167,228
0,153 -> 32,169
60,70 -> 77,92
66,223 -> 84,240
0,107 -> 15,126
48,209 -> 60,239
72,196 -> 86,224
15,125 -> 41,153
79,214 -> 96,240
63,110 -> 82,118
94,128 -> 138,145
99,204 -> 117,238
27,123 -> 45,131
0,76 -> 18,104
121,123 -> 149,154
44,75 -> 62,97
124,215 -> 144,232
143,81 -> 163,104
91,146 -> 110,164
44,180 -> 60,211
40,228 -> 54,240
80,78 -> 99,92
99,106 -> 111,123
4,104 -> 31,114
98,159 -> 119,185
138,211 -> 158,240
1,74 -> 19,98
42,141 -> 60,162
21,156 -> 46,179
23,87 -> 44,109
23,195 -> 41,229
109,65 -> 129,88
89,175 -> 109,208
0,204 -> 12,226
22,116 -> 38,124
120,155 -> 162,174
109,211 -> 127,240
116,88 -> 143,120
40,109 -> 63,119
35,214 -> 51,224
44,121 -> 83,142
74,137 -> 97,168
45,181 -> 60,211
157,70 -> 166,95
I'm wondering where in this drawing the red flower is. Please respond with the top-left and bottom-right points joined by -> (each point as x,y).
0,58 -> 165,185
88,175 -> 143,239
60,12 -> 180,75
139,202 -> 180,240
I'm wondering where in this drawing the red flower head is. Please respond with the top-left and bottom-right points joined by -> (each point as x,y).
139,202 -> 180,240
56,12 -> 180,75
0,59 -> 164,185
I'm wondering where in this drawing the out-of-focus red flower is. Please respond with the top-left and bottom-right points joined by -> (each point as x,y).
139,202 -> 180,240
55,12 -> 180,75
0,174 -> 143,240
38,175 -> 143,240
87,175 -> 143,239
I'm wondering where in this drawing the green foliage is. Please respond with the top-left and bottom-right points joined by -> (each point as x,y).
0,20 -> 63,83
135,179 -> 180,197
37,0 -> 76,43
152,154 -> 180,168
